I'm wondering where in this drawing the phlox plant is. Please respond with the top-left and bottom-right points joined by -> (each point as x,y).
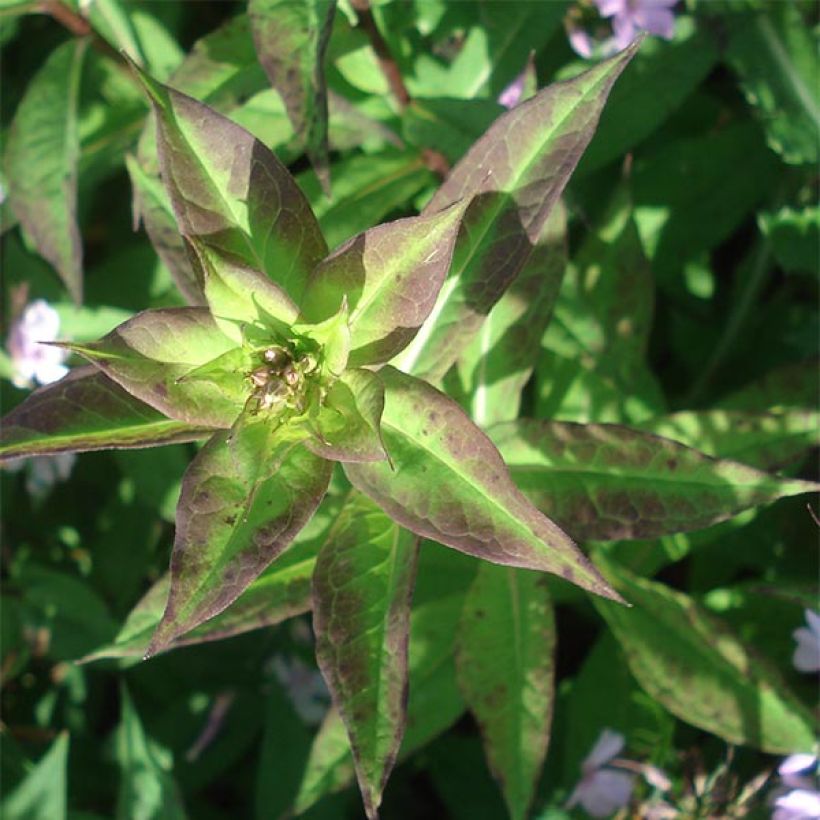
1,2 -> 818,819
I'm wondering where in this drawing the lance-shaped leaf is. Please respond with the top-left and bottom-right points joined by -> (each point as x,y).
249,0 -> 336,189
1,732 -> 68,820
63,308 -> 248,428
185,238 -> 298,342
491,419 -> 820,541
456,204 -> 567,427
456,563 -> 554,820
5,39 -> 87,303
394,42 -> 640,381
147,429 -> 331,655
313,493 -> 419,819
0,367 -> 210,460
344,367 -> 618,601
306,368 -> 387,463
635,409 -> 820,472
130,60 -> 328,305
593,556 -> 816,753
300,202 -> 467,367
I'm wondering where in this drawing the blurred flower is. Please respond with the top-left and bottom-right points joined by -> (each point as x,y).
270,653 -> 330,725
792,609 -> 820,673
7,299 -> 68,388
3,452 -> 76,500
498,72 -> 527,110
567,729 -> 636,817
773,755 -> 820,820
596,0 -> 677,51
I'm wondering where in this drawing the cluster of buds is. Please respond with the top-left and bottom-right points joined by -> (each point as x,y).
248,344 -> 319,416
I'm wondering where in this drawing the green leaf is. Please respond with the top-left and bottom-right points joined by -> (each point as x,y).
456,204 -> 567,427
491,419 -> 819,541
249,0 -> 336,189
1,732 -> 68,820
306,368 -> 387,463
313,493 -> 419,819
718,358 -> 819,411
726,3 -> 819,165
345,367 -> 618,600
594,555 -> 816,753
5,39 -> 87,302
393,41 -> 639,381
0,367 -> 211,460
634,409 -> 820,472
301,202 -> 467,367
64,308 -> 247,428
129,60 -> 328,306
115,687 -> 187,820
759,205 -> 819,275
456,563 -> 554,820
147,430 -> 331,655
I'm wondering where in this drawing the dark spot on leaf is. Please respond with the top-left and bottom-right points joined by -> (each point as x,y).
224,516 -> 236,526
562,566 -> 575,582
474,608 -> 485,619
667,458 -> 678,470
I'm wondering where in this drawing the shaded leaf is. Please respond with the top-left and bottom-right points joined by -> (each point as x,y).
131,60 -> 327,306
394,41 -> 639,381
635,409 -> 820,472
249,0 -> 336,188
313,493 -> 419,819
147,431 -> 331,654
306,368 -> 387,463
491,419 -> 819,541
759,205 -> 819,276
115,687 -> 187,820
456,563 -> 554,820
345,367 -> 618,600
301,202 -> 467,367
65,308 -> 247,428
0,732 -> 68,820
718,358 -> 819,411
0,367 -> 210,461
594,555 -> 816,753
5,39 -> 87,302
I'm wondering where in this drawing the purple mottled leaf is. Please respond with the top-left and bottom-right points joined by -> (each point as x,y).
301,203 -> 466,366
63,308 -> 248,428
306,369 -> 387,463
491,419 -> 820,541
5,39 -> 87,303
313,493 -> 418,819
394,41 -> 640,380
345,367 -> 619,601
456,563 -> 554,820
0,367 -> 210,460
130,60 -> 327,306
249,0 -> 336,189
147,429 -> 331,655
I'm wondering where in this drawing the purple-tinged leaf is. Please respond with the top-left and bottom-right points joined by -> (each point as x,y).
0,367 -> 210,461
594,555 -> 815,753
456,563 -> 554,820
185,238 -> 299,342
130,61 -> 328,306
301,202 -> 467,367
635,409 -> 820,472
306,369 -> 387,463
313,493 -> 419,819
249,0 -> 336,189
64,308 -> 247,428
491,419 -> 820,541
345,367 -> 619,601
5,40 -> 87,303
456,204 -> 567,427
394,42 -> 640,381
147,430 -> 331,655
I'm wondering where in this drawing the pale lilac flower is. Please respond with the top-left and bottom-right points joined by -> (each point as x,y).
792,610 -> 820,673
594,0 -> 677,51
3,453 -> 76,500
772,754 -> 820,820
568,27 -> 595,58
498,73 -> 527,110
7,300 -> 68,388
567,729 -> 635,817
270,654 -> 330,725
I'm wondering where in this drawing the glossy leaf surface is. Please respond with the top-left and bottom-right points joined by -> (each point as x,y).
345,367 -> 618,600
456,563 -> 554,820
313,494 -> 419,819
594,556 -> 816,753
492,419 -> 819,541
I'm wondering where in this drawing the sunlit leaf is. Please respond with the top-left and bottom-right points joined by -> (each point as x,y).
0,732 -> 68,820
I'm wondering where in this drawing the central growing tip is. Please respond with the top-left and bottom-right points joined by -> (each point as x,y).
246,341 -> 320,417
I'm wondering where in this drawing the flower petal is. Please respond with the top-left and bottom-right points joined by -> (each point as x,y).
805,609 -> 820,637
779,754 -> 818,777
568,27 -> 594,58
773,788 -> 820,820
595,0 -> 628,17
579,769 -> 635,817
792,625 -> 820,673
611,14 -> 638,51
633,7 -> 676,39
584,728 -> 626,770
